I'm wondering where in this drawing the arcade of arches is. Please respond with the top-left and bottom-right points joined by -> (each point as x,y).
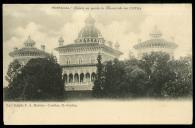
63,72 -> 96,85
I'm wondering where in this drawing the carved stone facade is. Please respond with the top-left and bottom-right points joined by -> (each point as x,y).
55,15 -> 123,91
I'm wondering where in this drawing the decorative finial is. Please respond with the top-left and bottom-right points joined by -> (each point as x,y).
24,35 -> 35,47
107,41 -> 113,48
150,25 -> 162,38
41,45 -> 45,51
27,35 -> 32,41
85,14 -> 95,26
59,36 -> 64,42
14,47 -> 18,51
58,36 -> 64,46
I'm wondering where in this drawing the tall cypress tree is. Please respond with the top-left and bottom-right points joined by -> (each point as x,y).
92,53 -> 104,97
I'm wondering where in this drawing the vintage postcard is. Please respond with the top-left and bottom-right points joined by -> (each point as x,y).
3,4 -> 192,124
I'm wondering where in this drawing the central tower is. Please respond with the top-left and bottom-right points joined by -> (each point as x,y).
74,14 -> 105,44
55,15 -> 123,91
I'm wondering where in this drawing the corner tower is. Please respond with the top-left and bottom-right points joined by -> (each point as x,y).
133,26 -> 178,59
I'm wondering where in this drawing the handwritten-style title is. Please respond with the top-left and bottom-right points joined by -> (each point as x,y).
52,6 -> 142,10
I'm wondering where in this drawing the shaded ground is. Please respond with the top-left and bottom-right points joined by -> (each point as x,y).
64,91 -> 95,101
3,88 -> 192,101
3,89 -> 95,101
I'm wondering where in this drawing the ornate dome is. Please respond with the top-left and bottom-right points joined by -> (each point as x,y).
75,14 -> 104,44
78,26 -> 102,38
134,26 -> 178,50
9,47 -> 49,57
9,36 -> 49,57
134,38 -> 177,49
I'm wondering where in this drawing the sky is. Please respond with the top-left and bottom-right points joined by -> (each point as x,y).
3,4 -> 192,87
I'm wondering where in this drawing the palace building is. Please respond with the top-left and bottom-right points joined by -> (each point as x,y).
133,26 -> 178,59
9,36 -> 49,65
55,15 -> 123,91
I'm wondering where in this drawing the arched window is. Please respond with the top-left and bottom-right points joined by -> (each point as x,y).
69,74 -> 73,83
91,72 -> 96,82
63,74 -> 68,83
78,57 -> 83,64
67,58 -> 71,64
74,73 -> 79,83
80,73 -> 84,83
85,73 -> 90,82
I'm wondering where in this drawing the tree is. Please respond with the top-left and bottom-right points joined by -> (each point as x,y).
47,53 -> 58,64
128,67 -> 148,97
92,52 -> 192,98
122,58 -> 149,97
141,52 -> 174,97
102,59 -> 126,97
21,57 -> 64,100
4,55 -> 64,101
161,56 -> 192,97
5,59 -> 22,85
4,60 -> 24,100
92,53 -> 104,97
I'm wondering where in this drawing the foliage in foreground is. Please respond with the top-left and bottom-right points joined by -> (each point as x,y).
4,55 -> 64,101
4,52 -> 192,100
92,52 -> 192,98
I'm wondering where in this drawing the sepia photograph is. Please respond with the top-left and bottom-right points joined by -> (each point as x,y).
3,4 -> 192,124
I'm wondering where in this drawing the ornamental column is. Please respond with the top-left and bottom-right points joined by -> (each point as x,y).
73,73 -> 74,84
90,72 -> 92,82
79,73 -> 80,84
67,73 -> 69,84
